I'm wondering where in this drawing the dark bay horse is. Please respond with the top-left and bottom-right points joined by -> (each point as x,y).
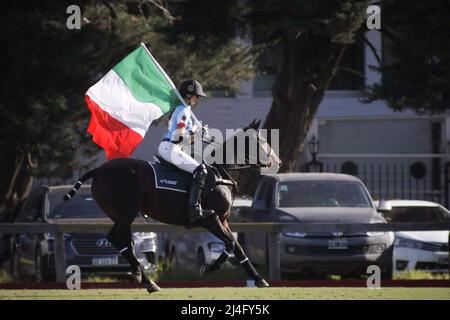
63,119 -> 281,293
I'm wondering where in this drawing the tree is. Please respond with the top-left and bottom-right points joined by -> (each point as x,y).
139,0 -> 372,194
364,0 -> 450,114
239,0 -> 370,193
238,0 -> 450,195
0,0 -> 255,221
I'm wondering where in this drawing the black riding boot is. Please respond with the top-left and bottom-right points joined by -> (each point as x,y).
188,164 -> 214,223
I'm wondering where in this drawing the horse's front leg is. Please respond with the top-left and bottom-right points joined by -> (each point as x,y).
200,250 -> 232,276
231,240 -> 269,287
200,217 -> 269,287
199,216 -> 235,276
222,221 -> 269,288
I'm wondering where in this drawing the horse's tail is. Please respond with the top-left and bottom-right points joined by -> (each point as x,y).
63,169 -> 96,201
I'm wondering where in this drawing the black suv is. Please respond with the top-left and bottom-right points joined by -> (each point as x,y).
8,185 -> 158,282
239,173 -> 395,279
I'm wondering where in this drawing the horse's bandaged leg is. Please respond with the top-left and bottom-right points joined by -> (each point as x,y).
240,257 -> 249,264
208,250 -> 231,272
118,245 -> 139,269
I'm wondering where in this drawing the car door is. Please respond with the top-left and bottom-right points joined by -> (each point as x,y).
14,187 -> 46,275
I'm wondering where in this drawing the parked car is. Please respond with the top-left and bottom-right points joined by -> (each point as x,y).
375,199 -> 450,273
9,185 -> 158,282
230,197 -> 253,222
239,173 -> 395,279
160,197 -> 251,270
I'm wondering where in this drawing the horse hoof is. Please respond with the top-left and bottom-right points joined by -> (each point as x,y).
200,264 -> 210,277
146,281 -> 161,293
255,279 -> 270,288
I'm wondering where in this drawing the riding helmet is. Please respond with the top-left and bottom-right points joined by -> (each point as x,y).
179,80 -> 207,98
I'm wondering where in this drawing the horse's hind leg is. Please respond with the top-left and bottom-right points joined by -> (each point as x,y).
107,214 -> 160,293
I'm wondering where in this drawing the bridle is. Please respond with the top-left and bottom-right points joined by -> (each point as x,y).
237,131 -> 272,169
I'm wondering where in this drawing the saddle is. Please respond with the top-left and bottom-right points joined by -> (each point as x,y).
148,155 -> 235,196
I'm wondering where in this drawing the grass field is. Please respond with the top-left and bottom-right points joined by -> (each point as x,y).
0,287 -> 449,300
2,265 -> 448,283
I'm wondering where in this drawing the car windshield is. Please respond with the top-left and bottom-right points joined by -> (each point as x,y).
277,181 -> 372,208
385,206 -> 450,223
48,189 -> 105,219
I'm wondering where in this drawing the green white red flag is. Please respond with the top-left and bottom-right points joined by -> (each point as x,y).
85,43 -> 182,159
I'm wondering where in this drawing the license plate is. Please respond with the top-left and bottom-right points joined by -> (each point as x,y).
92,256 -> 119,266
328,240 -> 348,250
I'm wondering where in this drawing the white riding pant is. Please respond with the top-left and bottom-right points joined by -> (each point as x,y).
157,141 -> 200,174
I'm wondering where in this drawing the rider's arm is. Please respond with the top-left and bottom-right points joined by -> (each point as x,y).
170,109 -> 191,143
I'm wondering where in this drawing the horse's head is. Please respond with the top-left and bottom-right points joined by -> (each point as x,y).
242,118 -> 282,173
203,118 -> 281,172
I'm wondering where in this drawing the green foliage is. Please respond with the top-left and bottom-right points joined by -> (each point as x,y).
251,0 -> 368,44
394,271 -> 450,280
0,268 -> 12,284
161,36 -> 256,95
365,0 -> 450,114
0,2 -> 129,177
162,0 -> 250,47
0,1 -> 255,181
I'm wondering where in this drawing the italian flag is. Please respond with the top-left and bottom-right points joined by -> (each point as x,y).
85,43 -> 182,159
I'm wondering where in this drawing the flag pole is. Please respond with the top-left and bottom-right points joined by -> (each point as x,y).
140,42 -> 204,129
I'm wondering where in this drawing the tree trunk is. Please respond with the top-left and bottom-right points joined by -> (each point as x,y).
0,150 -> 33,222
239,30 -> 347,195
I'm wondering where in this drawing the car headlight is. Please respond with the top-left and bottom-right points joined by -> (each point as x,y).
283,232 -> 307,238
366,232 -> 386,237
208,242 -> 224,253
395,238 -> 424,250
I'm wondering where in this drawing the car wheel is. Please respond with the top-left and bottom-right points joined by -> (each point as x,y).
197,249 -> 206,269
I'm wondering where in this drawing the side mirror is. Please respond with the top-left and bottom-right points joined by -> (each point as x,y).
377,199 -> 392,213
